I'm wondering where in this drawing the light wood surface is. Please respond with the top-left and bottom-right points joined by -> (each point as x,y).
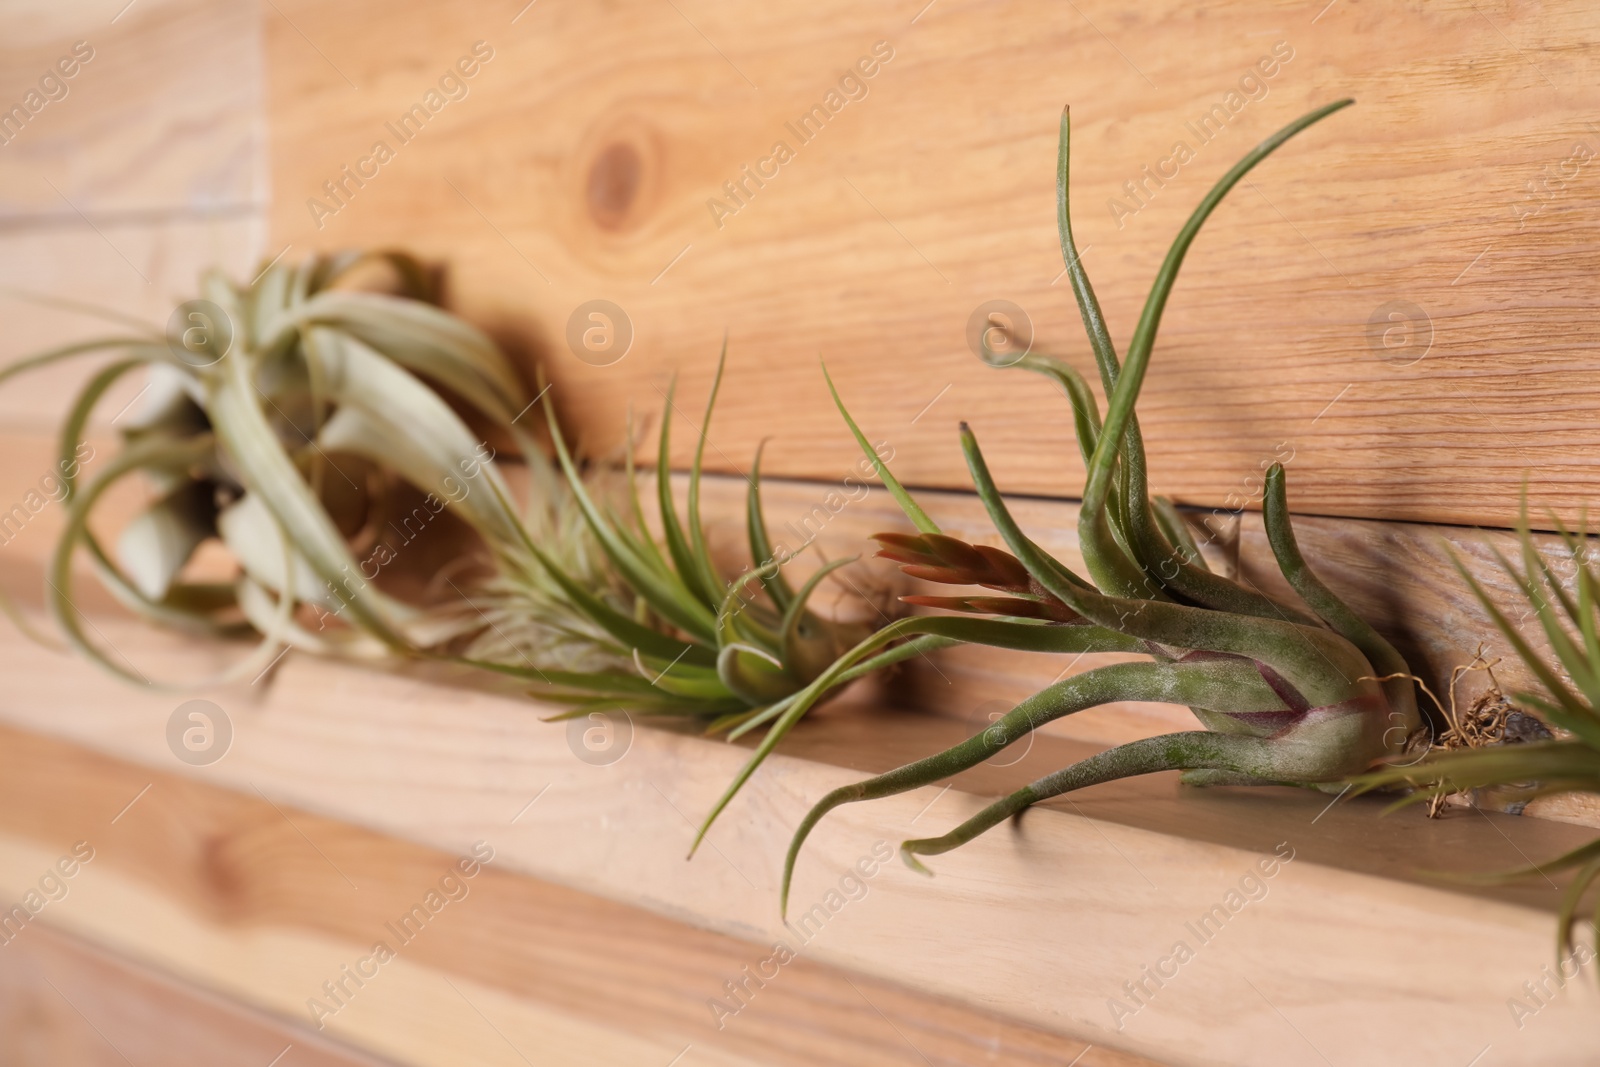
0,920 -> 391,1067
0,0 -> 263,217
0,0 -> 264,435
0,552 -> 1596,1065
0,723 -> 1157,1067
262,0 -> 1600,529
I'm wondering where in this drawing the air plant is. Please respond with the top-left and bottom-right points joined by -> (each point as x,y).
1,251 -> 581,684
1354,515 -> 1600,957
774,99 -> 1433,914
459,351 -> 892,722
481,353 -> 1062,747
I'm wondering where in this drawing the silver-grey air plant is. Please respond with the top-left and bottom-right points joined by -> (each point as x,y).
0,251 -> 563,685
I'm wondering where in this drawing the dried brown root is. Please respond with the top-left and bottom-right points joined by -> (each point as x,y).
1424,647 -> 1549,816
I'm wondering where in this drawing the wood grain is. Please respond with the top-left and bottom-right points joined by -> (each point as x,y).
0,0 -> 264,218
0,920 -> 391,1067
0,723 -> 1156,1067
262,0 -> 1600,529
5,1 -> 1600,1052
0,0 -> 265,436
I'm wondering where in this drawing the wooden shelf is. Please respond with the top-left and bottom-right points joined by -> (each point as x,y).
0,720 -> 1146,1067
0,921 -> 385,1067
0,588 -> 1594,1065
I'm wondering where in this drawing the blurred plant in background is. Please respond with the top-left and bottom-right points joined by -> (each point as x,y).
1,251 -> 592,683
1356,515 -> 1600,955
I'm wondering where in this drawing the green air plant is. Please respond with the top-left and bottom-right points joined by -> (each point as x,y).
1,251 -> 583,684
472,350 -> 950,731
773,99 -> 1432,913
1353,515 -> 1600,957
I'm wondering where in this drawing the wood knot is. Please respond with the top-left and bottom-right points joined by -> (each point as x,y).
586,141 -> 644,230
197,830 -> 249,920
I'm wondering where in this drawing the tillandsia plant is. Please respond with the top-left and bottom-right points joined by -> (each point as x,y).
773,98 -> 1434,913
479,350 -> 949,732
1354,514 -> 1600,956
1,250 -> 592,684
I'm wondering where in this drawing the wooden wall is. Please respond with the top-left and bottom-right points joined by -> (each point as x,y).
0,0 -> 263,435
261,0 -> 1600,529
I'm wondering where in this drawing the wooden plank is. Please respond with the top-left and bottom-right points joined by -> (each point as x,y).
0,724 -> 1155,1067
262,0 -> 1600,529
0,0 -> 265,440
0,921 -> 392,1067
0,555 -> 1594,1063
0,0 -> 264,219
